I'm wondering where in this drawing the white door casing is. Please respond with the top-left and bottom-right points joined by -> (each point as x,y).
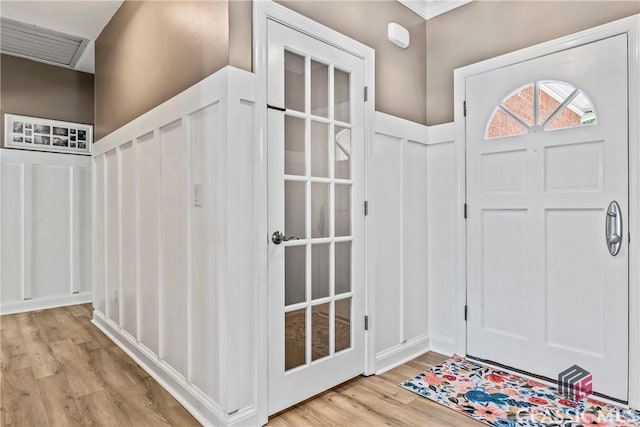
266,19 -> 366,414
466,35 -> 628,401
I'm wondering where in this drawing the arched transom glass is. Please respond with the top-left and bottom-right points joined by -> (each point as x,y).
486,80 -> 596,140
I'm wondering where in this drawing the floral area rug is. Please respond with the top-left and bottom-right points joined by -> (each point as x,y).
400,355 -> 640,426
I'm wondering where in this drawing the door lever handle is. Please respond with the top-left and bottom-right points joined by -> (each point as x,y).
607,233 -> 621,245
605,201 -> 622,256
272,231 -> 300,245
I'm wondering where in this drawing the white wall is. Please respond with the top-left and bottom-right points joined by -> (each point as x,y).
369,118 -> 458,370
91,66 -> 257,427
369,112 -> 430,372
426,123 -> 457,356
0,149 -> 92,314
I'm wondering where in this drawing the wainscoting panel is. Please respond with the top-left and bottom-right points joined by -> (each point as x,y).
159,119 -> 189,377
137,131 -> 160,356
189,102 -> 222,402
402,140 -> 430,341
370,112 -> 430,372
1,161 -> 23,303
31,164 -> 71,299
426,123 -> 457,356
93,154 -> 106,313
119,141 -> 137,338
92,66 -> 257,427
0,149 -> 92,314
371,132 -> 403,354
105,149 -> 119,324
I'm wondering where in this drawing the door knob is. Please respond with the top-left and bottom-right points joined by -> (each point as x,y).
272,231 -> 300,245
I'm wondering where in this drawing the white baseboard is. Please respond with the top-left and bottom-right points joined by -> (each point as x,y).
429,334 -> 456,357
375,334 -> 430,375
0,292 -> 92,315
91,311 -> 257,427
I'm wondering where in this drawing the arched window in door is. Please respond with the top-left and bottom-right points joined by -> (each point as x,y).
485,81 -> 596,140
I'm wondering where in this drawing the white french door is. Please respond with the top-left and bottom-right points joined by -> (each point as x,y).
266,19 -> 366,414
466,35 -> 629,401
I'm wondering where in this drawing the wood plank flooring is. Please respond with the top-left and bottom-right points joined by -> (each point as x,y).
0,304 -> 199,427
1,304 -> 480,426
268,352 -> 482,427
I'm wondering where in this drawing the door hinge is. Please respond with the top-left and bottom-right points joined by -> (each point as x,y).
464,203 -> 468,219
364,315 -> 369,331
463,101 -> 467,117
364,200 -> 369,216
364,86 -> 368,102
464,305 -> 468,321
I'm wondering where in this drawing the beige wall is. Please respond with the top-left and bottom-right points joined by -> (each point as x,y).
0,54 -> 94,147
95,0 -> 427,139
229,0 -> 253,71
95,0 -> 232,140
426,0 -> 640,125
276,1 -> 427,125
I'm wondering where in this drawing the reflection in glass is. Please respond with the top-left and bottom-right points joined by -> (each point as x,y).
312,303 -> 330,361
285,246 -> 305,305
538,81 -> 576,125
546,91 -> 596,130
335,242 -> 351,295
486,108 -> 528,139
285,51 -> 305,112
334,68 -> 350,123
311,60 -> 329,117
311,183 -> 330,238
312,244 -> 330,299
285,181 -> 306,239
311,121 -> 329,178
500,84 -> 534,126
285,116 -> 305,175
335,298 -> 351,352
334,127 -> 351,180
335,184 -> 351,237
285,309 -> 306,370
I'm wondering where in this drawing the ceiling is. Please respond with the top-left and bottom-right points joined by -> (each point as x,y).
398,0 -> 472,20
0,0 -> 123,74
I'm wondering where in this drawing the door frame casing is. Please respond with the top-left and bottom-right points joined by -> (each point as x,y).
253,1 -> 376,423
453,14 -> 640,409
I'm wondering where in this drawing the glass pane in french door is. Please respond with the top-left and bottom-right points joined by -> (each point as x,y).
283,49 -> 354,371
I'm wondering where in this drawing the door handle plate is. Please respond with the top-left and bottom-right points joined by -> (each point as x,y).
606,201 -> 622,256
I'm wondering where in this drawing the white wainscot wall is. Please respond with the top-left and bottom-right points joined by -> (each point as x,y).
369,112 -> 430,372
92,66 -> 257,426
1,149 -> 92,314
426,123 -> 457,356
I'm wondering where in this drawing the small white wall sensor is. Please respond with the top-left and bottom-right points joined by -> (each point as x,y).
388,23 -> 410,49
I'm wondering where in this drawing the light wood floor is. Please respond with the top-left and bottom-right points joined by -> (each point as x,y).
1,304 -> 480,426
1,303 -> 198,427
269,352 -> 481,427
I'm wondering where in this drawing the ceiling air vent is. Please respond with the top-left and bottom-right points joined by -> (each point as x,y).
0,17 -> 89,68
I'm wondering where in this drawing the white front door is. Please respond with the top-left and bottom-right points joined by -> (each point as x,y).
267,20 -> 366,414
466,34 -> 629,401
